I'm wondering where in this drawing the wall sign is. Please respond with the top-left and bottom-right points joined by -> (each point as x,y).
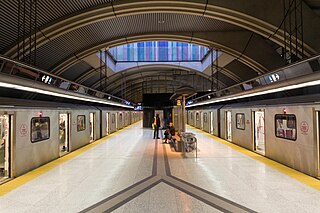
300,121 -> 309,135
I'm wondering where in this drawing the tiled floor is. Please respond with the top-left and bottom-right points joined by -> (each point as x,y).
168,128 -> 320,213
113,182 -> 222,213
0,121 -> 319,212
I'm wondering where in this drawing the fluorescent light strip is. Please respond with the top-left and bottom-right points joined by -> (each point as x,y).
0,82 -> 133,109
187,79 -> 320,108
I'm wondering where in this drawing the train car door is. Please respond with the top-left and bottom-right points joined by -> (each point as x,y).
106,112 -> 110,135
317,111 -> 320,178
0,114 -> 12,181
116,112 -> 118,130
253,111 -> 265,155
89,113 -> 95,142
59,113 -> 70,156
200,112 -> 204,130
226,111 -> 232,141
210,111 -> 214,134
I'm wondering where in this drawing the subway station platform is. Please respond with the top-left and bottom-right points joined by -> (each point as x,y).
0,121 -> 320,213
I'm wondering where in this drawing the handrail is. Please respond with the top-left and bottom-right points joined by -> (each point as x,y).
0,54 -> 134,106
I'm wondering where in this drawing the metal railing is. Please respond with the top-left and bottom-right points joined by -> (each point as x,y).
0,55 -> 134,107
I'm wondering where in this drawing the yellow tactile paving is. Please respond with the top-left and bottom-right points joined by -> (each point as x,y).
0,121 -> 141,196
187,125 -> 320,191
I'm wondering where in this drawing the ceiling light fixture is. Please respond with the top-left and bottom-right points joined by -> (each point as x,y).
187,79 -> 320,108
0,82 -> 133,109
158,20 -> 165,24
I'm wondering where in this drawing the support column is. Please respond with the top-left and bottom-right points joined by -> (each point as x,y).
182,96 -> 186,133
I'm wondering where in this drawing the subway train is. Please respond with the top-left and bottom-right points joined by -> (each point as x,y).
0,98 -> 142,183
187,94 -> 320,179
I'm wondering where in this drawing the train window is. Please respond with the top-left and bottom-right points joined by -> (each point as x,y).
196,113 -> 199,121
275,114 -> 297,141
77,115 -> 86,131
31,117 -> 50,143
204,113 -> 208,123
236,113 -> 245,130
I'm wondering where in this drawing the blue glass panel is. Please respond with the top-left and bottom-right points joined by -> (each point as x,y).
108,41 -> 209,62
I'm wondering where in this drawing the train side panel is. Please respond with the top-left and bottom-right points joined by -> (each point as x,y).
220,109 -> 226,140
110,111 -> 117,133
202,110 -> 210,133
70,110 -> 90,151
14,110 -> 59,176
195,111 -> 201,129
265,106 -> 317,176
117,112 -> 123,130
231,108 -> 253,151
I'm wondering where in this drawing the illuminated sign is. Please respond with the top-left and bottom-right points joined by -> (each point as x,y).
134,105 -> 143,110
268,74 -> 280,83
41,75 -> 53,84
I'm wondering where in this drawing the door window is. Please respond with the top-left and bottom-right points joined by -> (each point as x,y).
254,111 -> 265,154
89,113 -> 94,142
226,111 -> 232,141
0,115 -> 10,179
31,117 -> 50,142
210,112 -> 214,134
59,114 -> 69,154
275,114 -> 296,140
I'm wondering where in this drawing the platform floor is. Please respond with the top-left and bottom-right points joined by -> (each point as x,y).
0,121 -> 320,212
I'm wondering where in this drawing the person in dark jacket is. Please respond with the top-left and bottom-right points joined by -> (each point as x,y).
153,114 -> 161,139
163,122 -> 175,143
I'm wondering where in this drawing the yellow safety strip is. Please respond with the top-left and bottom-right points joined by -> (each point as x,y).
187,125 -> 320,190
0,121 -> 142,196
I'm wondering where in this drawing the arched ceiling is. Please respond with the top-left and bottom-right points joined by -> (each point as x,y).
0,0 -> 319,104
100,65 -> 226,103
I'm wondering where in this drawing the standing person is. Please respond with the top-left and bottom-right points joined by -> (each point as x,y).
153,114 -> 161,139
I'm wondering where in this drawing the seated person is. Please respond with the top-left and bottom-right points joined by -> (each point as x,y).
169,122 -> 175,137
163,129 -> 170,143
163,122 -> 176,143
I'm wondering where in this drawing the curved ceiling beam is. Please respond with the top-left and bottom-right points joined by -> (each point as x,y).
5,0 -> 318,59
95,70 -> 220,92
52,32 -> 281,79
111,78 -> 216,100
104,63 -> 241,86
100,65 -> 241,90
105,72 -> 220,95
105,64 -> 204,82
90,64 -> 228,91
